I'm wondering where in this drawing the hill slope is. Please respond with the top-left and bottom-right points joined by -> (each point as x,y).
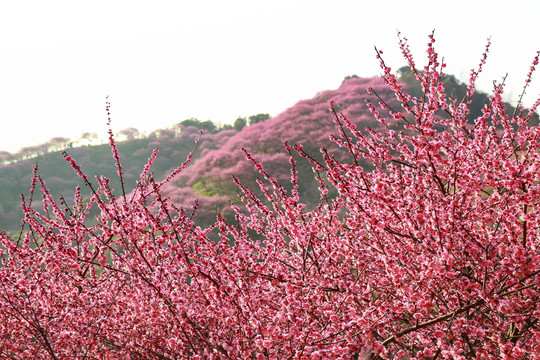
1,74 -> 536,234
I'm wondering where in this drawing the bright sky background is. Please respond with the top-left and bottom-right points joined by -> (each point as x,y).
1,0 -> 539,153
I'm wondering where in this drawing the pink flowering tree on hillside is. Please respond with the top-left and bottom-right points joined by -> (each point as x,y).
162,76 -> 399,227
0,33 -> 539,359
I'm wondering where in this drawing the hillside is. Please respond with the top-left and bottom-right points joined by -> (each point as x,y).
0,136 -> 200,233
0,76 -> 396,234
0,73 -> 536,234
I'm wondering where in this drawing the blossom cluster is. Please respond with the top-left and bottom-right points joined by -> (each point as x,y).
0,35 -> 539,359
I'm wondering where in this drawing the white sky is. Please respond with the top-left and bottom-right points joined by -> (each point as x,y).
0,0 -> 539,153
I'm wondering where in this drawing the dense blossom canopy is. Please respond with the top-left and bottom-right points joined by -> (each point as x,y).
0,34 -> 539,359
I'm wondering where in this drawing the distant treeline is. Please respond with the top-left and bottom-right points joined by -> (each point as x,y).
0,113 -> 271,165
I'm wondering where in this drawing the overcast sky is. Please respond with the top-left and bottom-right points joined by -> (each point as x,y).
1,0 -> 539,153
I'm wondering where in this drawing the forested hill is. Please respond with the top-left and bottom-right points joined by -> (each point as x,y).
0,73 -> 537,234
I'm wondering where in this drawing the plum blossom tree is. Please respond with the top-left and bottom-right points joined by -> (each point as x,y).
117,127 -> 141,142
78,131 -> 98,146
0,150 -> 13,164
0,33 -> 539,359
